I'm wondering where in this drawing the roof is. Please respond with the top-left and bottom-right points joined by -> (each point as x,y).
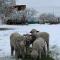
13,5 -> 26,10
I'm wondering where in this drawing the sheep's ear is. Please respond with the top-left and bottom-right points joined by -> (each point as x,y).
30,31 -> 32,33
37,31 -> 39,32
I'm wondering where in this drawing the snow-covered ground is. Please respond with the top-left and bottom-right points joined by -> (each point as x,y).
0,24 -> 60,60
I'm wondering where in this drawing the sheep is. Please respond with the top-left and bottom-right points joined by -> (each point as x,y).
30,29 -> 49,53
23,34 -> 33,56
31,37 -> 47,60
10,32 -> 26,60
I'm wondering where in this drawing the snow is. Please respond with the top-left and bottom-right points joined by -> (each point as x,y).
0,24 -> 60,58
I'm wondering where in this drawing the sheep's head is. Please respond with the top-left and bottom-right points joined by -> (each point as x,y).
30,29 -> 39,38
30,29 -> 39,34
23,34 -> 33,46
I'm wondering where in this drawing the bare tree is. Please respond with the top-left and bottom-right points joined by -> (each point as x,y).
25,8 -> 38,23
39,13 -> 58,24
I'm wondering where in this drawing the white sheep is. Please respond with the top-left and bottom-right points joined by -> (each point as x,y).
10,32 -> 26,60
30,29 -> 49,53
31,37 -> 47,60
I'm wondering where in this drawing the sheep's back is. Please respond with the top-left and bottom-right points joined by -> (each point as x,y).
36,32 -> 49,42
10,32 -> 24,48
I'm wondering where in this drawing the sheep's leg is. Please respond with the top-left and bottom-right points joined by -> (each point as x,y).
11,46 -> 14,56
22,49 -> 25,60
38,51 -> 42,60
44,45 -> 47,57
26,46 -> 29,55
47,40 -> 49,53
39,51 -> 41,60
15,50 -> 19,60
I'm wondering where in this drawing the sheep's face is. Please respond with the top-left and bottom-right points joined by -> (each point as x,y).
24,34 -> 33,46
26,35 -> 32,40
31,32 -> 36,36
30,32 -> 37,40
30,29 -> 39,37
